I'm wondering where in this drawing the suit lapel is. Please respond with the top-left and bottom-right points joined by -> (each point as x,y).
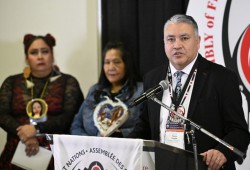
152,63 -> 168,135
187,55 -> 210,118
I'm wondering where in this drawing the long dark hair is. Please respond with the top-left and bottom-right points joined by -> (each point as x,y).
95,41 -> 139,101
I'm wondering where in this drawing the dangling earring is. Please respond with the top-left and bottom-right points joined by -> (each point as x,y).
23,66 -> 31,79
23,66 -> 34,88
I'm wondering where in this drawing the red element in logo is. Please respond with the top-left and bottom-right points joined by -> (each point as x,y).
92,164 -> 101,170
240,26 -> 250,84
84,161 -> 104,170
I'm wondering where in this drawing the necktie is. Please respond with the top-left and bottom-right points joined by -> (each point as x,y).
174,71 -> 184,100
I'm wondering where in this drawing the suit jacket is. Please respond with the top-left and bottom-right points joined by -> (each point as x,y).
129,54 -> 250,169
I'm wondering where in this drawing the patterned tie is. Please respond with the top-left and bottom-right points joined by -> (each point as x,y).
174,71 -> 184,100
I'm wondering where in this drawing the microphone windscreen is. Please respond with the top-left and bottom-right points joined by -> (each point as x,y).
159,80 -> 168,90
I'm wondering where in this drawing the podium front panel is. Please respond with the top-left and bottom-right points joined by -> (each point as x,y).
52,135 -> 143,170
143,140 -> 207,170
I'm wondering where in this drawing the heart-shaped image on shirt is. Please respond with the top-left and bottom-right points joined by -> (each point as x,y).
93,96 -> 129,137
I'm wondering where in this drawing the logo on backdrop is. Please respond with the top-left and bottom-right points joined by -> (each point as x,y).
187,0 -> 250,128
222,0 -> 250,127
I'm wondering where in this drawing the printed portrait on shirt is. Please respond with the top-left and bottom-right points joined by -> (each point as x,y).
26,98 -> 48,122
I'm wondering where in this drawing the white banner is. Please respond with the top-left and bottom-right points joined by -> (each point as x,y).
52,135 -> 142,170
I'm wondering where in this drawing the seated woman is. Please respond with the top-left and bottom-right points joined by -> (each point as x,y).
70,41 -> 143,137
0,33 -> 84,170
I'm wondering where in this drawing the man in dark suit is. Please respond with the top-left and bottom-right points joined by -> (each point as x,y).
128,14 -> 250,170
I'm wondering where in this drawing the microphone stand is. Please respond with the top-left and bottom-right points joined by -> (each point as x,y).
151,96 -> 246,165
186,129 -> 199,170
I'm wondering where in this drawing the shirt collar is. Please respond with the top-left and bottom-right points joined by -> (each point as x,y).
169,53 -> 198,76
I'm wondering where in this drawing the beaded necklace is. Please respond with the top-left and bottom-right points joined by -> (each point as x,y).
30,76 -> 50,99
26,76 -> 50,122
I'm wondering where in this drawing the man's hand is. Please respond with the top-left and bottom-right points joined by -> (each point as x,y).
201,149 -> 227,170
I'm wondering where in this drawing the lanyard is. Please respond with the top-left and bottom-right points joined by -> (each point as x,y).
167,65 -> 198,110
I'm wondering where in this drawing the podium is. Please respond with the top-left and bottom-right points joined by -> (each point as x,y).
50,135 -> 207,170
143,140 -> 207,170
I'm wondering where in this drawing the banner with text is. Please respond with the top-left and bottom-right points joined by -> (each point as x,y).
52,135 -> 142,170
186,1 -> 250,169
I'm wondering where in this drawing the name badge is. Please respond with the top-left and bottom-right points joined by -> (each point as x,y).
164,105 -> 185,149
164,129 -> 185,149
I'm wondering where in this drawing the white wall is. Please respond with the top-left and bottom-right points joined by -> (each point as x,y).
0,0 -> 100,154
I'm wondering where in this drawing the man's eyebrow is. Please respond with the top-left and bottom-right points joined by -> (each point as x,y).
165,35 -> 175,37
180,33 -> 190,37
165,33 -> 190,37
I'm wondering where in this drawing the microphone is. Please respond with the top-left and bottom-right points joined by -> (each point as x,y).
129,80 -> 168,107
